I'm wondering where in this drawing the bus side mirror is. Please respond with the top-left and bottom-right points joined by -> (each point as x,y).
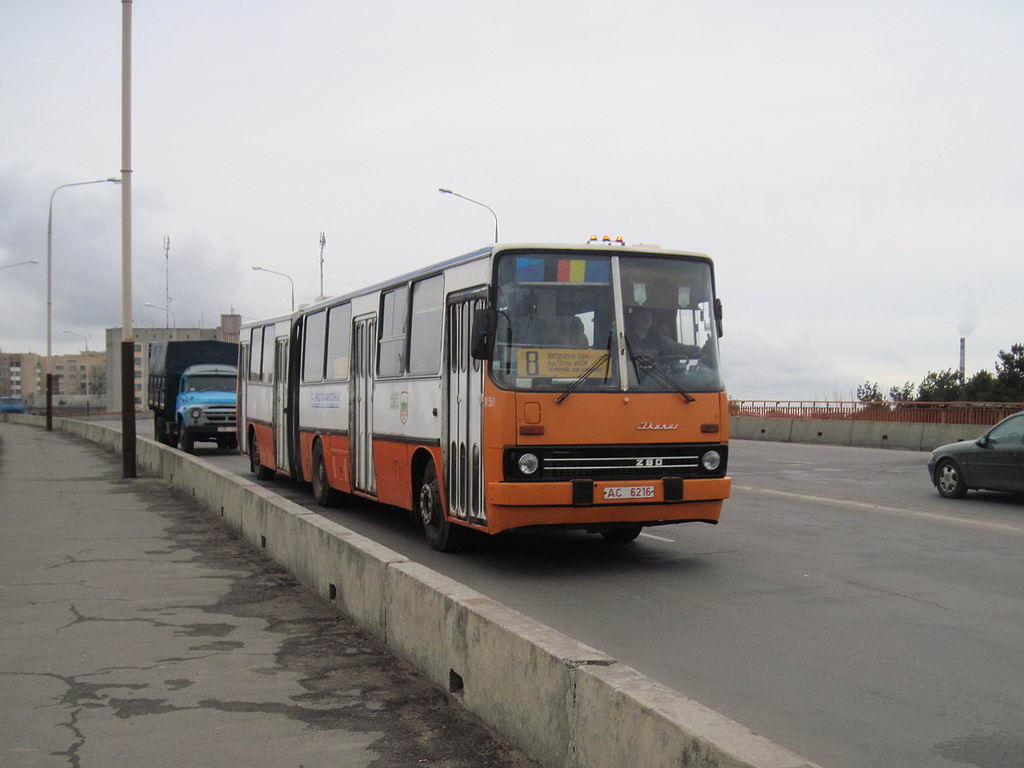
470,308 -> 496,360
714,298 -> 724,338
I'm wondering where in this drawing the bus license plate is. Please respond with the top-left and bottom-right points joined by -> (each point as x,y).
603,485 -> 655,500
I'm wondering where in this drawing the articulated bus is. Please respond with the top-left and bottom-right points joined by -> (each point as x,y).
239,241 -> 731,551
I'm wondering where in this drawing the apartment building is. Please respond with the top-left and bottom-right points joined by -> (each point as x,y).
0,350 -> 105,400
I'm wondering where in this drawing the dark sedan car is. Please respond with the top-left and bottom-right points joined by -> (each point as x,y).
928,412 -> 1024,498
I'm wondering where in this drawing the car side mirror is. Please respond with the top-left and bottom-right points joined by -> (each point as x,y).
976,436 -> 990,448
470,308 -> 496,360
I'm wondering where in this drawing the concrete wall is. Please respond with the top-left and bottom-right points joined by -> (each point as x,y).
732,415 -> 983,452
2,412 -> 820,768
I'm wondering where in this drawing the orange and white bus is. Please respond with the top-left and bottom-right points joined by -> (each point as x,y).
239,241 -> 730,551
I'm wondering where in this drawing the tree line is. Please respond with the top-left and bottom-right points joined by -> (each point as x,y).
858,343 -> 1024,403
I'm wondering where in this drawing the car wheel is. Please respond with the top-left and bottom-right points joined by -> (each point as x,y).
936,458 -> 967,498
312,441 -> 339,507
419,462 -> 470,552
600,524 -> 643,543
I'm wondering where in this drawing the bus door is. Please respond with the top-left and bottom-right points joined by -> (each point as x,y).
351,314 -> 377,495
273,337 -> 289,473
445,293 -> 487,523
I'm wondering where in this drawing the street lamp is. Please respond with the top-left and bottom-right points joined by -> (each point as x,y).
0,259 -> 40,270
61,329 -> 90,351
252,266 -> 295,312
47,177 -> 121,357
144,302 -> 176,328
438,187 -> 499,243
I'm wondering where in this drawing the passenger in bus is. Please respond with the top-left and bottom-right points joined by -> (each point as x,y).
514,292 -> 588,348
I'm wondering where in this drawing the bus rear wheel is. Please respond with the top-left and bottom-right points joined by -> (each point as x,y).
419,463 -> 470,552
312,441 -> 340,507
249,430 -> 274,481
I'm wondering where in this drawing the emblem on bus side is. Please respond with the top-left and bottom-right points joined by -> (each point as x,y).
637,422 -> 678,430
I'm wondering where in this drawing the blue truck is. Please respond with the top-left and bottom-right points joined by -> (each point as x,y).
147,340 -> 238,453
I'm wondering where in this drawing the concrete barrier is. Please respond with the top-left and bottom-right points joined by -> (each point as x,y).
790,419 -> 853,447
732,415 -> 986,452
2,413 -> 821,768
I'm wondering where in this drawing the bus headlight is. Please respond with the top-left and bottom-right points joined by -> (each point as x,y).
190,407 -> 203,421
701,450 -> 721,471
518,453 -> 540,476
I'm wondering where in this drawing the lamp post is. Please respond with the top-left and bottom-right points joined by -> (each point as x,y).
61,329 -> 90,351
0,259 -> 40,270
47,178 -> 121,357
252,266 -> 295,312
438,187 -> 499,243
45,177 -> 120,432
144,301 -> 176,329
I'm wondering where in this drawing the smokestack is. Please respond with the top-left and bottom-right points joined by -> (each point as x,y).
959,337 -> 966,379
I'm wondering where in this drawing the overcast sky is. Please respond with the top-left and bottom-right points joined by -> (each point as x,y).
2,1 -> 1021,400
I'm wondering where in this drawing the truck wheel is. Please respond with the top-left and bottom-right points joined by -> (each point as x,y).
312,441 -> 340,507
178,424 -> 195,454
418,463 -> 471,552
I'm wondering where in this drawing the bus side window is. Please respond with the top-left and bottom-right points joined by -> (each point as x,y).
262,325 -> 275,383
408,275 -> 443,374
303,310 -> 327,382
249,327 -> 262,382
326,304 -> 352,380
378,286 -> 409,377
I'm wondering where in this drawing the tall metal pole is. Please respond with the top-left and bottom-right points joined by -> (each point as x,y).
121,0 -> 136,478
319,231 -> 326,298
163,236 -> 171,328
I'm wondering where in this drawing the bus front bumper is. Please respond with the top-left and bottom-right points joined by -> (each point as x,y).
484,476 -> 731,533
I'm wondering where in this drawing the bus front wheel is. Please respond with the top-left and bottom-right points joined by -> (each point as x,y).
419,463 -> 469,553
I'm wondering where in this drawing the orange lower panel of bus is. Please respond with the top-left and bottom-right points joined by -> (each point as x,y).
484,476 -> 731,533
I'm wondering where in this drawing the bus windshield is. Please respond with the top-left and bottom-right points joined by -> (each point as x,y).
491,251 -> 723,394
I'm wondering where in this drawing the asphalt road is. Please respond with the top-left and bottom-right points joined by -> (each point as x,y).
101,419 -> 1024,768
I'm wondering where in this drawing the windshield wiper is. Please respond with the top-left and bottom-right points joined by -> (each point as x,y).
555,351 -> 612,404
629,352 -> 696,403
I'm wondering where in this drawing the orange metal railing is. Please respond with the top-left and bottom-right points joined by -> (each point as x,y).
728,400 -> 1024,426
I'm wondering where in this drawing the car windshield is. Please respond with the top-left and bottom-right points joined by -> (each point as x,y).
490,251 -> 723,394
185,375 -> 236,392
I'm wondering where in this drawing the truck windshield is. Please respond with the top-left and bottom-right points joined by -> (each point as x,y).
490,251 -> 722,394
185,376 -> 236,392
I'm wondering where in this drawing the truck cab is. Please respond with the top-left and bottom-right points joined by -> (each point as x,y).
174,364 -> 238,452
